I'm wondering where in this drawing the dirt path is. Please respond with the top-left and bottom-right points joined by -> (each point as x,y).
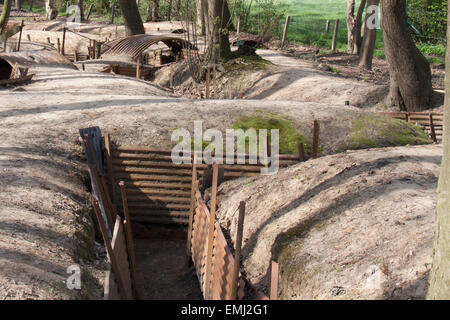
134,225 -> 202,300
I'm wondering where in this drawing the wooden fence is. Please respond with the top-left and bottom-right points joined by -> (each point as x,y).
380,111 -> 444,143
104,121 -> 320,225
80,130 -> 140,300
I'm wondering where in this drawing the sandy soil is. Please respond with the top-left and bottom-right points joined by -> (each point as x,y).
215,145 -> 442,300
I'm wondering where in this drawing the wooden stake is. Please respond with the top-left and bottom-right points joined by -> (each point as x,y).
136,57 -> 141,79
27,34 -> 31,41
82,63 -> 85,71
92,200 -> 128,300
119,181 -> 141,300
111,6 -> 115,24
429,113 -> 437,143
74,51 -> 79,62
104,133 -> 116,212
312,120 -> 320,159
17,20 -> 24,51
57,38 -> 61,53
230,201 -> 246,300
86,3 -> 94,20
326,20 -> 330,33
204,163 -> 219,299
213,64 -> 217,99
186,153 -> 198,265
205,68 -> 210,99
298,142 -> 305,162
47,37 -> 51,44
62,27 -> 66,56
331,19 -> 339,53
281,16 -> 290,47
237,16 -> 241,35
270,261 -> 279,300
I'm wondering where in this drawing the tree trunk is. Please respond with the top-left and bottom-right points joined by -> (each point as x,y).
77,0 -> 84,20
359,0 -> 379,70
381,0 -> 432,111
346,0 -> 355,53
45,0 -> 57,20
427,0 -> 450,300
146,0 -> 159,22
196,0 -> 206,36
0,0 -> 12,35
353,0 -> 366,54
15,0 -> 21,10
207,0 -> 231,62
118,0 -> 145,36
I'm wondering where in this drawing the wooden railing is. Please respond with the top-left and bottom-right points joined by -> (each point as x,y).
380,111 -> 444,143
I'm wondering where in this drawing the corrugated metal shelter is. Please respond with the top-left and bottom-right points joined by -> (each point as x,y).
101,34 -> 196,61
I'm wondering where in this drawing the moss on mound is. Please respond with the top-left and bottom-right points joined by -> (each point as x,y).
232,112 -> 310,154
347,115 -> 431,150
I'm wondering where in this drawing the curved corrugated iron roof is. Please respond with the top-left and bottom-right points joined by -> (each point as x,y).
0,50 -> 75,67
101,34 -> 196,61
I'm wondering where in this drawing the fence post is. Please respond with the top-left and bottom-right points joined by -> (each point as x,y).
186,154 -> 198,266
326,20 -> 330,33
205,68 -> 210,99
204,163 -> 219,300
136,56 -> 141,79
429,113 -> 437,143
27,34 -> 31,42
213,63 -> 217,99
17,20 -> 24,51
298,142 -> 305,162
57,38 -> 61,53
230,201 -> 246,300
61,27 -> 66,56
86,3 -> 94,20
119,181 -> 141,300
281,16 -> 290,47
331,19 -> 339,53
237,16 -> 241,35
270,261 -> 279,300
312,120 -> 320,159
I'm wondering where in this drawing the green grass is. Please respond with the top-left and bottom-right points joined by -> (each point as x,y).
232,112 -> 311,154
244,0 -> 444,61
348,114 -> 431,150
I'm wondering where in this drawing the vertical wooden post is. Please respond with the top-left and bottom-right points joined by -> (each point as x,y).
27,34 -> 31,42
82,63 -> 85,71
74,51 -> 79,62
104,133 -> 116,213
110,6 -> 115,24
86,3 -> 94,20
312,120 -> 320,159
405,112 -> 410,122
61,27 -> 66,56
270,261 -> 279,300
186,153 -> 198,265
204,163 -> 219,300
237,16 -> 241,34
92,200 -> 127,300
47,37 -> 51,44
169,65 -> 174,89
119,181 -> 141,300
93,40 -> 97,59
205,68 -> 210,99
429,113 -> 437,143
57,38 -> 61,53
298,142 -> 305,162
331,19 -> 339,53
17,20 -> 24,51
281,16 -> 290,47
136,57 -> 141,79
213,63 -> 217,99
230,201 -> 246,300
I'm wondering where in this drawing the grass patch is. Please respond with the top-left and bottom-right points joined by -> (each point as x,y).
224,52 -> 273,73
232,112 -> 310,154
348,114 -> 431,150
